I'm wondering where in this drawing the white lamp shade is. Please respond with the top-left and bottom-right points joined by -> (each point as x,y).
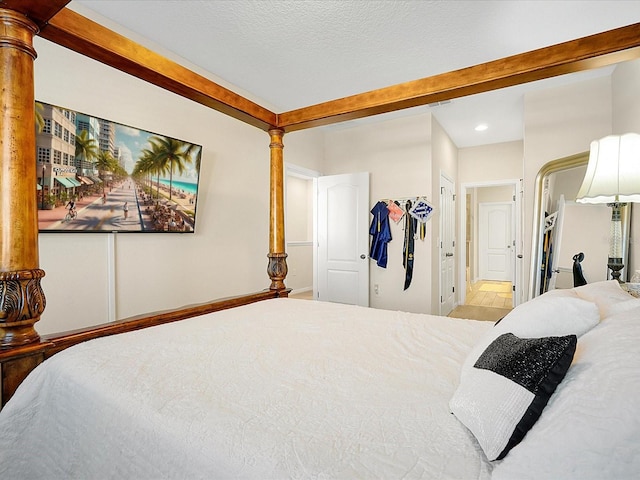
576,133 -> 640,204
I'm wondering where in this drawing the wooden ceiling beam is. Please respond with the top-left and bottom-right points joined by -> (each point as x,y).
277,23 -> 640,132
39,8 -> 278,131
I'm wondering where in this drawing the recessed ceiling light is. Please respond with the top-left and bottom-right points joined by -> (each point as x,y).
475,123 -> 488,132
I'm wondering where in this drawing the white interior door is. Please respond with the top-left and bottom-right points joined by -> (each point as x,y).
479,202 -> 513,281
440,174 -> 455,315
317,172 -> 370,306
459,180 -> 522,308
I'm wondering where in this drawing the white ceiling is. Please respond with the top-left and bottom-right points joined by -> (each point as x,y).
70,1 -> 640,147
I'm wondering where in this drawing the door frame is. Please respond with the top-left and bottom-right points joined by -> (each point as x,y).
459,178 -> 523,307
439,172 -> 456,316
284,163 -> 321,298
478,201 -> 514,282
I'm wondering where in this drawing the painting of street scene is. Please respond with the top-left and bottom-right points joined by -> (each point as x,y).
36,101 -> 202,233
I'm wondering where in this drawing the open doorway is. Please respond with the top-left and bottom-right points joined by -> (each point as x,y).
285,165 -> 370,306
284,164 -> 320,299
458,179 -> 523,315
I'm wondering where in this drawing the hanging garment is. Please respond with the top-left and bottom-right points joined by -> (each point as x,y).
403,200 -> 417,290
387,200 -> 405,224
369,201 -> 392,268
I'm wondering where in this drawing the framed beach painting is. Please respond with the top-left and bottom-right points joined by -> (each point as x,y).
35,101 -> 202,233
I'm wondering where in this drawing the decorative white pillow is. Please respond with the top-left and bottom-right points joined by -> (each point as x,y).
573,280 -> 634,319
461,294 -> 598,373
450,333 -> 577,461
495,294 -> 599,338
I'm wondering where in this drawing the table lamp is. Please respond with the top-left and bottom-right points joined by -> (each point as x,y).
575,133 -> 640,282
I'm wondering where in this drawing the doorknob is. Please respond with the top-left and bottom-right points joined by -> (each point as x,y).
360,254 -> 366,259
445,252 -> 453,257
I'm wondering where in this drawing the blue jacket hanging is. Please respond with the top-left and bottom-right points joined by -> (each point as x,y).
369,201 -> 392,268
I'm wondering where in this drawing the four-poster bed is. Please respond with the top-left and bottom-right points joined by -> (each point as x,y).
1,2 -> 640,478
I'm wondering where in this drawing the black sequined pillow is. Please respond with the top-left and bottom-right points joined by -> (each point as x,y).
449,333 -> 576,461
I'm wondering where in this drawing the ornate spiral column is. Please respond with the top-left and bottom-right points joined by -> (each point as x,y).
267,128 -> 288,290
0,9 -> 45,348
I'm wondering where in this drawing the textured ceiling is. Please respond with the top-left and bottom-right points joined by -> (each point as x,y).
70,1 -> 640,147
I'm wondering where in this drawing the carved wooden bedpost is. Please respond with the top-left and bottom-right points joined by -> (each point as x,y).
267,127 -> 288,291
0,9 -> 45,348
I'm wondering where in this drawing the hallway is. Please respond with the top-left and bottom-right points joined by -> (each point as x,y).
465,280 -> 513,309
447,279 -> 513,322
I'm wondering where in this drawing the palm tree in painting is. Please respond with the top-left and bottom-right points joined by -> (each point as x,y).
134,148 -> 154,197
182,143 -> 202,173
148,136 -> 192,201
94,150 -> 117,195
136,145 -> 166,200
131,156 -> 151,192
75,129 -> 99,175
112,163 -> 128,182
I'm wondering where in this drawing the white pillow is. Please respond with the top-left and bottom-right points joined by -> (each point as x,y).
451,292 -> 600,461
461,294 -> 599,373
495,294 -> 599,338
450,332 -> 577,461
573,280 -> 634,319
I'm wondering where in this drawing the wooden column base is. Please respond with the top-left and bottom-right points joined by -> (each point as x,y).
267,252 -> 288,291
0,269 -> 46,348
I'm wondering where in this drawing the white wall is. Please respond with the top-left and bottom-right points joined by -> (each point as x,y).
548,165 -> 587,209
322,113 -> 433,313
476,185 -> 513,203
34,38 -> 324,334
458,141 -> 523,185
553,202 -> 611,287
431,118 -> 458,311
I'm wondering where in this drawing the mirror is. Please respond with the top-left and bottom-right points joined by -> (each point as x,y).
529,153 -> 631,298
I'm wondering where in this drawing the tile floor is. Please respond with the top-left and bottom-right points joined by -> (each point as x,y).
465,279 -> 513,309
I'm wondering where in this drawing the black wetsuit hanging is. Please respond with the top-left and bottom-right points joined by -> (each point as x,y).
403,200 -> 417,290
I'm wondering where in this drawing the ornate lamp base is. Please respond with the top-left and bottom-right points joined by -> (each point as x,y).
608,257 -> 624,283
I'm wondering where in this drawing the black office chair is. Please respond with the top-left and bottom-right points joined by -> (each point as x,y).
573,252 -> 587,287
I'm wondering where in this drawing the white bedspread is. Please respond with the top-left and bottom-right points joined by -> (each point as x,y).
0,299 -> 492,479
